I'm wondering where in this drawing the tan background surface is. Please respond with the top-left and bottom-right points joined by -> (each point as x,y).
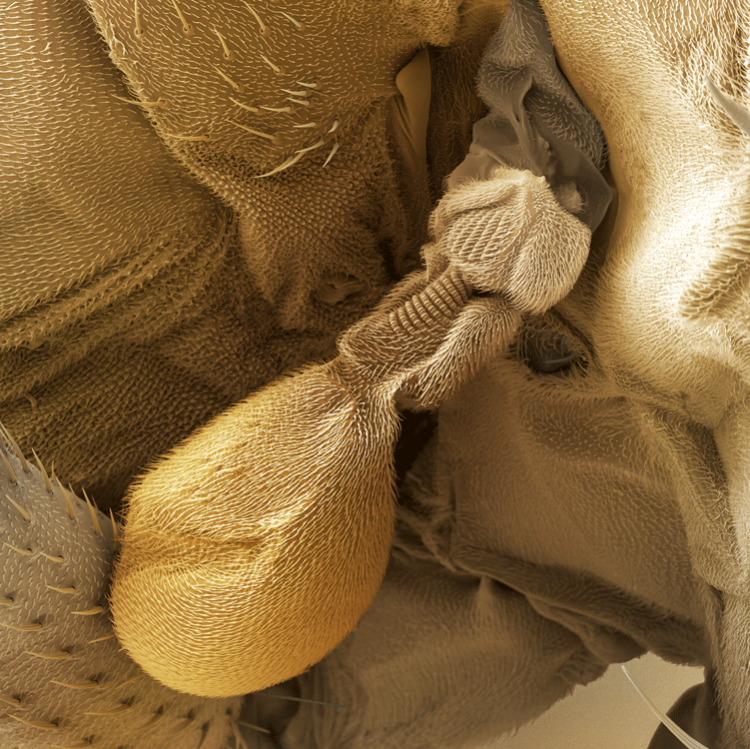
489,653 -> 704,748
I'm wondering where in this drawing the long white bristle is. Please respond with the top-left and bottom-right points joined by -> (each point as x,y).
621,666 -> 710,749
